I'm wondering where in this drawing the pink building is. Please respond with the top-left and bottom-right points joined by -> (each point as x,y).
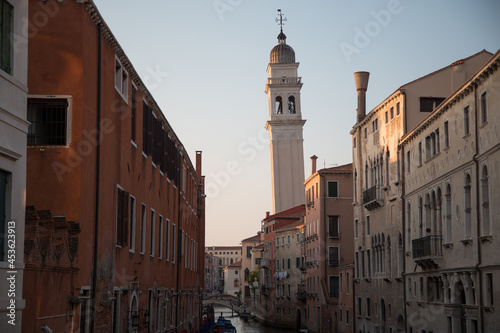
304,158 -> 354,332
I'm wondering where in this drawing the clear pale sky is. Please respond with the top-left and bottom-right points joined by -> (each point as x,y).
93,0 -> 500,246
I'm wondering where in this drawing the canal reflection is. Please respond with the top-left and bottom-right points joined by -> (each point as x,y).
213,305 -> 294,333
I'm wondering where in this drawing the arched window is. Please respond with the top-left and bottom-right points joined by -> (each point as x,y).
407,201 -> 412,248
275,96 -> 283,114
387,236 -> 391,276
481,166 -> 490,236
288,96 -> 295,114
464,174 -> 472,239
445,184 -> 452,243
418,196 -> 423,238
386,150 -> 390,186
425,194 -> 431,234
397,233 -> 403,277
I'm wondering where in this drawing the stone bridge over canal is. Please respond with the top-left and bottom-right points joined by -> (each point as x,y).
202,294 -> 242,314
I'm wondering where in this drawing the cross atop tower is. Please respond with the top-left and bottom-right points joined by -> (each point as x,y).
275,9 -> 287,32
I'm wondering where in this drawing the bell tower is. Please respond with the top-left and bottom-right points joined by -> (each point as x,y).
265,10 -> 306,214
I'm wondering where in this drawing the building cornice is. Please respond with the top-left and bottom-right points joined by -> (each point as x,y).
400,51 -> 500,147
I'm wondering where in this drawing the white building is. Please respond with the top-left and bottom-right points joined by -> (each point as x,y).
401,50 -> 500,333
0,1 -> 28,332
350,50 -> 493,333
223,261 -> 242,298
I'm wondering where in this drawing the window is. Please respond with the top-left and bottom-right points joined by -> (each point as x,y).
355,219 -> 358,239
131,86 -> 137,143
115,58 -> 129,100
275,96 -> 283,114
364,127 -> 367,139
287,258 -> 290,269
328,216 -> 339,238
407,150 -> 411,173
396,102 -> 400,115
150,210 -> 155,256
276,237 -> 279,246
340,309 -> 343,323
418,142 -> 422,165
0,170 -> 9,261
346,272 -> 350,294
372,118 -> 378,132
166,219 -> 170,261
346,310 -> 349,324
296,257 -> 300,268
288,96 -> 295,114
444,121 -> 449,148
329,246 -> 339,266
355,252 -> 359,279
129,196 -> 136,252
481,166 -> 490,236
420,97 -> 445,112
281,235 -> 284,245
464,174 -> 472,239
353,137 -> 356,148
28,98 -> 69,146
140,204 -> 146,254
116,187 -> 129,247
366,215 -> 370,235
287,235 -> 290,244
329,276 -> 339,298
328,181 -> 338,198
246,246 -> 252,257
357,297 -> 362,316
390,106 -> 394,119
480,92 -> 487,124
445,184 -> 452,243
158,216 -> 163,259
0,0 -> 13,74
277,259 -> 280,270
366,298 -> 371,317
464,106 -> 470,135
385,111 -> 388,124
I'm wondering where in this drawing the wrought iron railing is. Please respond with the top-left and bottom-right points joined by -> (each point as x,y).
412,235 -> 442,258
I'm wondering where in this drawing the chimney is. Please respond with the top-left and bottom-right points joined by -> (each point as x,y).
196,151 -> 202,179
266,211 -> 270,219
310,155 -> 318,175
354,71 -> 370,122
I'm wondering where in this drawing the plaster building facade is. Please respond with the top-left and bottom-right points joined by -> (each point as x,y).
274,219 -> 305,330
257,205 -> 305,326
241,233 -> 262,305
304,160 -> 354,333
22,1 -> 206,332
350,50 -> 493,333
0,0 -> 28,331
205,253 -> 220,294
205,246 -> 242,293
265,22 -> 306,214
223,261 -> 242,298
400,50 -> 500,333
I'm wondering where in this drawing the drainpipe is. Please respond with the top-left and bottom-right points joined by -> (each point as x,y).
473,82 -> 483,332
401,90 -> 408,333
175,156 -> 182,333
90,22 -> 102,333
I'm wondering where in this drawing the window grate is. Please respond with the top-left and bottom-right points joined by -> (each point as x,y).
28,98 -> 68,146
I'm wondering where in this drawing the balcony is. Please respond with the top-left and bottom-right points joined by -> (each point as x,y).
267,77 -> 302,85
412,235 -> 442,269
260,258 -> 270,268
363,186 -> 383,210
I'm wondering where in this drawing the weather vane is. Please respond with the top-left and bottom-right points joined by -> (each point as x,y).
275,9 -> 287,32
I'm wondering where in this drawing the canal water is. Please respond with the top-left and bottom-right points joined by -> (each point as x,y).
212,305 -> 294,333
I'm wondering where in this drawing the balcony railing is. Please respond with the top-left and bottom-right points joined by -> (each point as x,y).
412,235 -> 442,259
267,77 -> 302,85
363,185 -> 383,210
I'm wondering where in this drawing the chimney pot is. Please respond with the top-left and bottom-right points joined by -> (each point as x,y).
310,155 -> 318,175
354,72 -> 370,122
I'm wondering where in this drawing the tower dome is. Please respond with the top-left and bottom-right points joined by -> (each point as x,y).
270,30 -> 295,64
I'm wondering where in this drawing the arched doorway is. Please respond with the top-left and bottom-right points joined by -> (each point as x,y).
396,314 -> 405,332
295,308 -> 302,330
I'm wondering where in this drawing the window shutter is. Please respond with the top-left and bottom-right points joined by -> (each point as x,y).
116,188 -> 124,245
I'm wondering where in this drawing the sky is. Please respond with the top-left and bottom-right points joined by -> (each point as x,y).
93,0 -> 500,246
